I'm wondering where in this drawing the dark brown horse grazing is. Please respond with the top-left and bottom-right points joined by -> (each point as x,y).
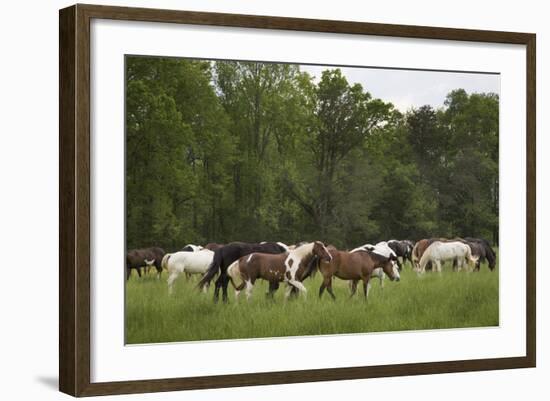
226,241 -> 332,300
126,247 -> 165,280
318,246 -> 400,300
463,237 -> 496,271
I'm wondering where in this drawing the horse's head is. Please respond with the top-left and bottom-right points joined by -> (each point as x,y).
382,255 -> 400,282
313,241 -> 332,262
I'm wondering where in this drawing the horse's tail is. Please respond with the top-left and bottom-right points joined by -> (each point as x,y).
197,250 -> 222,290
161,253 -> 171,271
226,260 -> 244,290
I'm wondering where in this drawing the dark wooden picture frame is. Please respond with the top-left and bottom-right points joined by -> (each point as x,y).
59,3 -> 536,397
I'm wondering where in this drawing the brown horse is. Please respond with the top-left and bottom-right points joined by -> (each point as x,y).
126,247 -> 165,280
227,241 -> 332,300
318,246 -> 400,300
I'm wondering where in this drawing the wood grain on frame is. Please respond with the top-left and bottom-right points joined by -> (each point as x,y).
59,3 -> 536,396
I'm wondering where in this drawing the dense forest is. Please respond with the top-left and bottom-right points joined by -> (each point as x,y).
126,56 -> 499,251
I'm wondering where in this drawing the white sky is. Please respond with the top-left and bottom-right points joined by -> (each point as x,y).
300,65 -> 500,112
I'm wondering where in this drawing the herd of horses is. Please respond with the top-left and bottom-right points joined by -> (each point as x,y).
126,237 -> 496,303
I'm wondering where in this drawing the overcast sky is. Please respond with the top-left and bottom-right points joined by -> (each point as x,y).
300,65 -> 500,112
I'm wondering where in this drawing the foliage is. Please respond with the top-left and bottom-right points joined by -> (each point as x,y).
126,57 -> 499,250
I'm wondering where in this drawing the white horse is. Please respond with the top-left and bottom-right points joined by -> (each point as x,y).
163,249 -> 214,294
417,241 -> 478,273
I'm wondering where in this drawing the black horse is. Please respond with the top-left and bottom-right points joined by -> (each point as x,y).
463,237 -> 496,270
387,240 -> 414,270
198,241 -> 288,303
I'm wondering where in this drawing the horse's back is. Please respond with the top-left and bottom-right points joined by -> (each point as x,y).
243,252 -> 286,267
168,249 -> 213,272
430,241 -> 468,260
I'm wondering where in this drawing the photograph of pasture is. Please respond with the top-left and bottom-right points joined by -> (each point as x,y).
125,55 -> 499,344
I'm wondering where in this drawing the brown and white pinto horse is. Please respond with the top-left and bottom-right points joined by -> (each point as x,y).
318,245 -> 400,300
226,241 -> 332,300
198,241 -> 289,303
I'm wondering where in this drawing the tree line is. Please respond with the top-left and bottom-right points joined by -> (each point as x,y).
126,56 -> 499,251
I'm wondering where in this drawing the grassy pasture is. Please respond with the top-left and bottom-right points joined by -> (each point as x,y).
125,258 -> 498,344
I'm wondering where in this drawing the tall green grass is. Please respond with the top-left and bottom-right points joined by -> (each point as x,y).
125,260 -> 498,344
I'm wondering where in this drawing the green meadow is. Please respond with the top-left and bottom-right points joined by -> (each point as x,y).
125,259 -> 499,344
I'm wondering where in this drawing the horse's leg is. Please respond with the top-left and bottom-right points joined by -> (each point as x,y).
284,284 -> 295,300
167,271 -> 179,295
245,279 -> 254,301
436,260 -> 442,273
267,281 -> 279,299
319,281 -> 326,298
137,267 -> 142,278
156,264 -> 162,279
319,275 -> 332,299
222,274 -> 230,303
213,276 -> 222,303
289,286 -> 299,299
126,266 -> 131,280
475,257 -> 482,271
349,280 -> 358,298
280,283 -> 299,300
326,279 -> 336,301
287,278 -> 307,295
362,276 -> 371,299
397,258 -> 403,272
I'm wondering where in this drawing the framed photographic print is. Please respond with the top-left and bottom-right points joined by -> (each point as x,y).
59,4 -> 536,397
